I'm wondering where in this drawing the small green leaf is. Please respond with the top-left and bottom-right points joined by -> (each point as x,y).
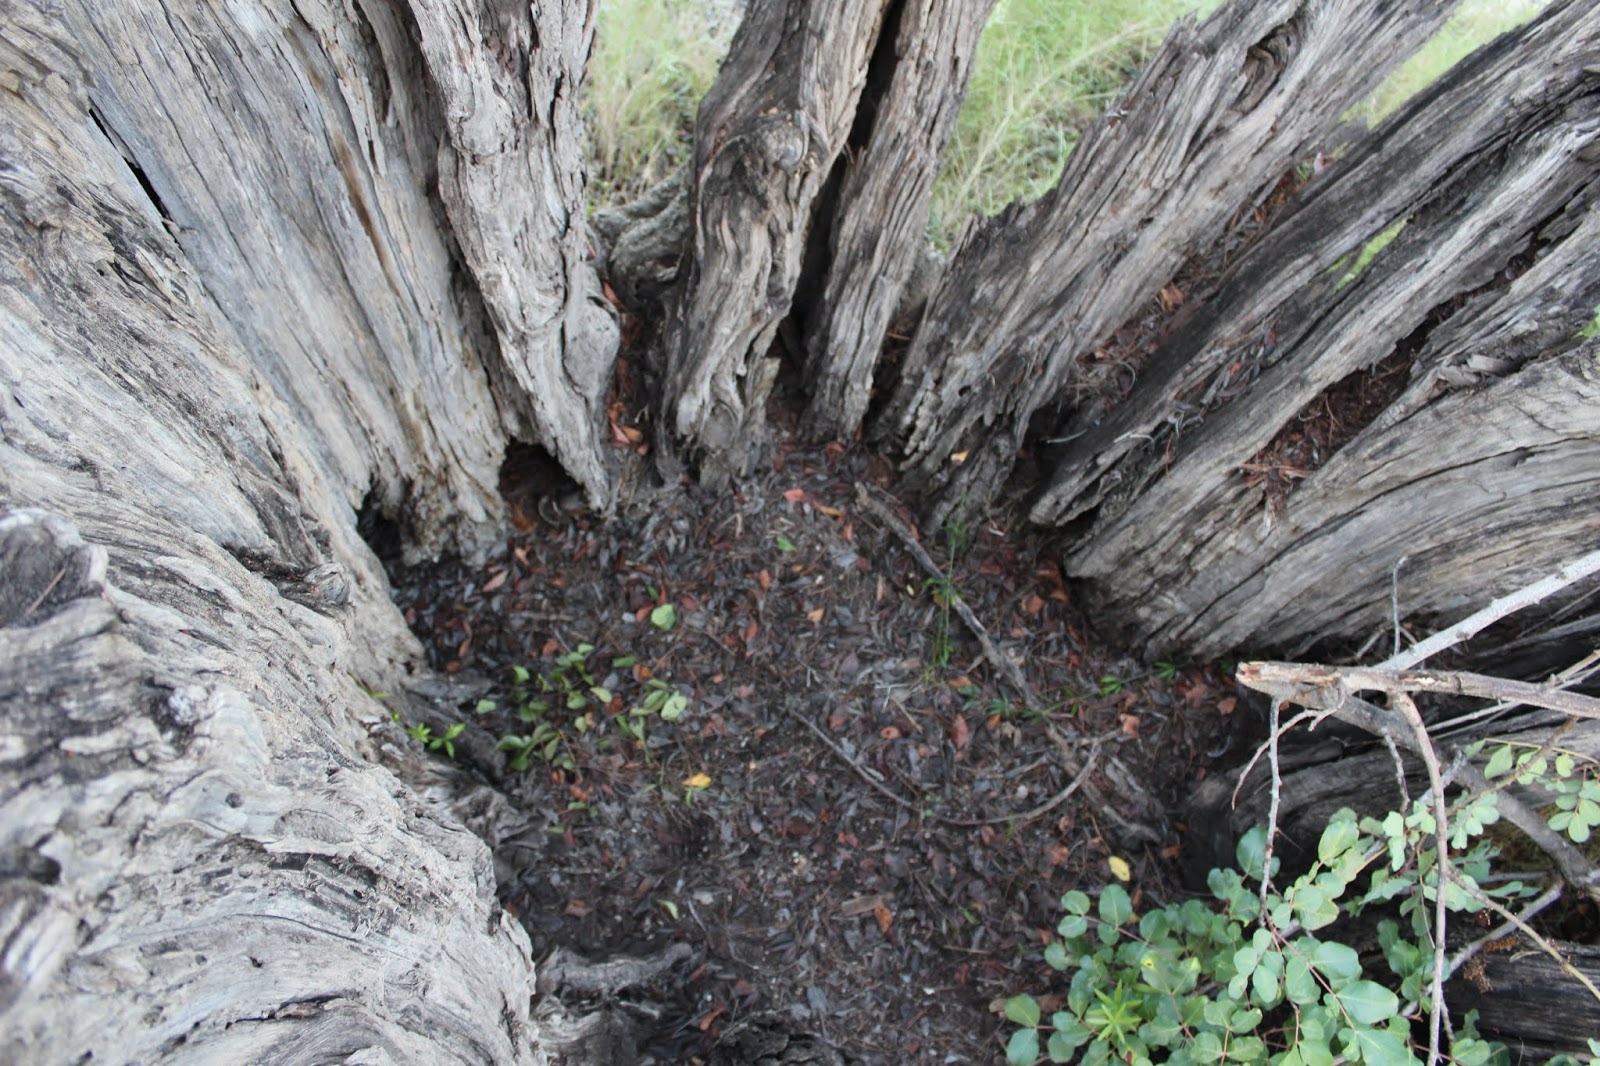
1285,955 -> 1320,1004
1483,745 -> 1515,779
1058,915 -> 1088,938
1332,981 -> 1399,1026
1309,941 -> 1361,983
1237,827 -> 1269,879
1062,890 -> 1092,915
611,655 -> 638,668
1044,940 -> 1070,970
1347,1024 -> 1410,1066
1318,817 -> 1361,863
1006,1027 -> 1041,1065
1005,994 -> 1042,1027
650,603 -> 677,629
1293,884 -> 1340,931
1099,883 -> 1133,926
775,533 -> 797,553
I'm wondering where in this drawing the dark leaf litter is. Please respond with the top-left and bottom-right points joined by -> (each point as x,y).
388,424 -> 1244,1065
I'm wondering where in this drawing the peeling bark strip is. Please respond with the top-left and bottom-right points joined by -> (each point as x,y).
1056,0 -> 1600,657
658,0 -> 891,483
0,13 -> 540,1059
800,0 -> 996,441
58,0 -> 614,559
878,0 -> 1458,516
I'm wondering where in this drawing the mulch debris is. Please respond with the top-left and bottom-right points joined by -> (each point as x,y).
388,412 -> 1244,1064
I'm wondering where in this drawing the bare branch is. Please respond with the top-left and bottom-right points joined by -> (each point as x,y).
1379,548 -> 1600,670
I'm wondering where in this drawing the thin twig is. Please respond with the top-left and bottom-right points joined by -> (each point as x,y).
782,699 -> 1106,828
1258,698 -> 1285,922
1448,867 -> 1600,1007
854,483 -> 1030,698
1446,881 -> 1562,978
1230,705 -> 1322,808
1379,548 -> 1600,670
1391,692 -> 1451,1066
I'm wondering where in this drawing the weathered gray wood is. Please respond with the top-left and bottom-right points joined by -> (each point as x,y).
61,0 -> 616,559
1050,0 -> 1600,657
1448,942 -> 1600,1062
799,0 -> 995,441
0,5 -> 557,1060
656,0 -> 891,484
876,0 -> 1459,517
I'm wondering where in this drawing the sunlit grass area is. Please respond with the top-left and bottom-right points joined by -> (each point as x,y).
581,0 -> 1553,234
1351,0 -> 1549,124
583,0 -> 736,204
927,0 -> 1212,244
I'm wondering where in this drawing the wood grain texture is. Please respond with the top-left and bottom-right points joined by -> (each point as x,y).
877,0 -> 1459,516
658,0 -> 891,484
1054,0 -> 1600,657
799,0 -> 995,441
1,7 -> 545,1061
59,0 -> 616,560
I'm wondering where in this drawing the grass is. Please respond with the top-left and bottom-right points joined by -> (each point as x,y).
1350,0 -> 1550,125
927,0 -> 1213,245
582,0 -> 735,205
580,0 -> 1552,237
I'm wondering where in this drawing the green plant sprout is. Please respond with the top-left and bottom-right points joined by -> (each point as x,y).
406,721 -> 465,759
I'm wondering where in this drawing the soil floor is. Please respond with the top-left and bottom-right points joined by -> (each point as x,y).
388,412 -> 1249,1065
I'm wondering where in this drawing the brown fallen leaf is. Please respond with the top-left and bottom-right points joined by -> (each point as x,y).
481,569 -> 508,593
874,904 -> 893,935
949,715 -> 971,749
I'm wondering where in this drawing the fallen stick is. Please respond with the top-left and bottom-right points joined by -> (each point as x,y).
853,482 -> 1030,699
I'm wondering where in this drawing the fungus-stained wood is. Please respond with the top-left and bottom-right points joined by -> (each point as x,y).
800,0 -> 996,441
877,0 -> 1459,517
1050,0 -> 1600,657
59,0 -> 616,559
658,0 -> 891,483
1,8 -> 542,1061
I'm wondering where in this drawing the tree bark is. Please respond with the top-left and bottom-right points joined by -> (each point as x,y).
1046,0 -> 1600,657
61,0 -> 617,560
799,0 -> 996,442
876,0 -> 1460,518
656,0 -> 892,483
0,0 -> 618,1057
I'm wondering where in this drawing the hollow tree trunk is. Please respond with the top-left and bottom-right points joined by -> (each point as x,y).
1046,0 -> 1600,658
0,0 -> 618,1057
874,0 -> 1460,517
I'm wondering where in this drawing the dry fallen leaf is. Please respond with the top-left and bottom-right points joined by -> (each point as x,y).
683,772 -> 712,790
949,715 -> 971,750
874,904 -> 893,935
1108,855 -> 1132,882
481,569 -> 508,593
782,487 -> 806,503
1217,695 -> 1238,716
806,607 -> 825,624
